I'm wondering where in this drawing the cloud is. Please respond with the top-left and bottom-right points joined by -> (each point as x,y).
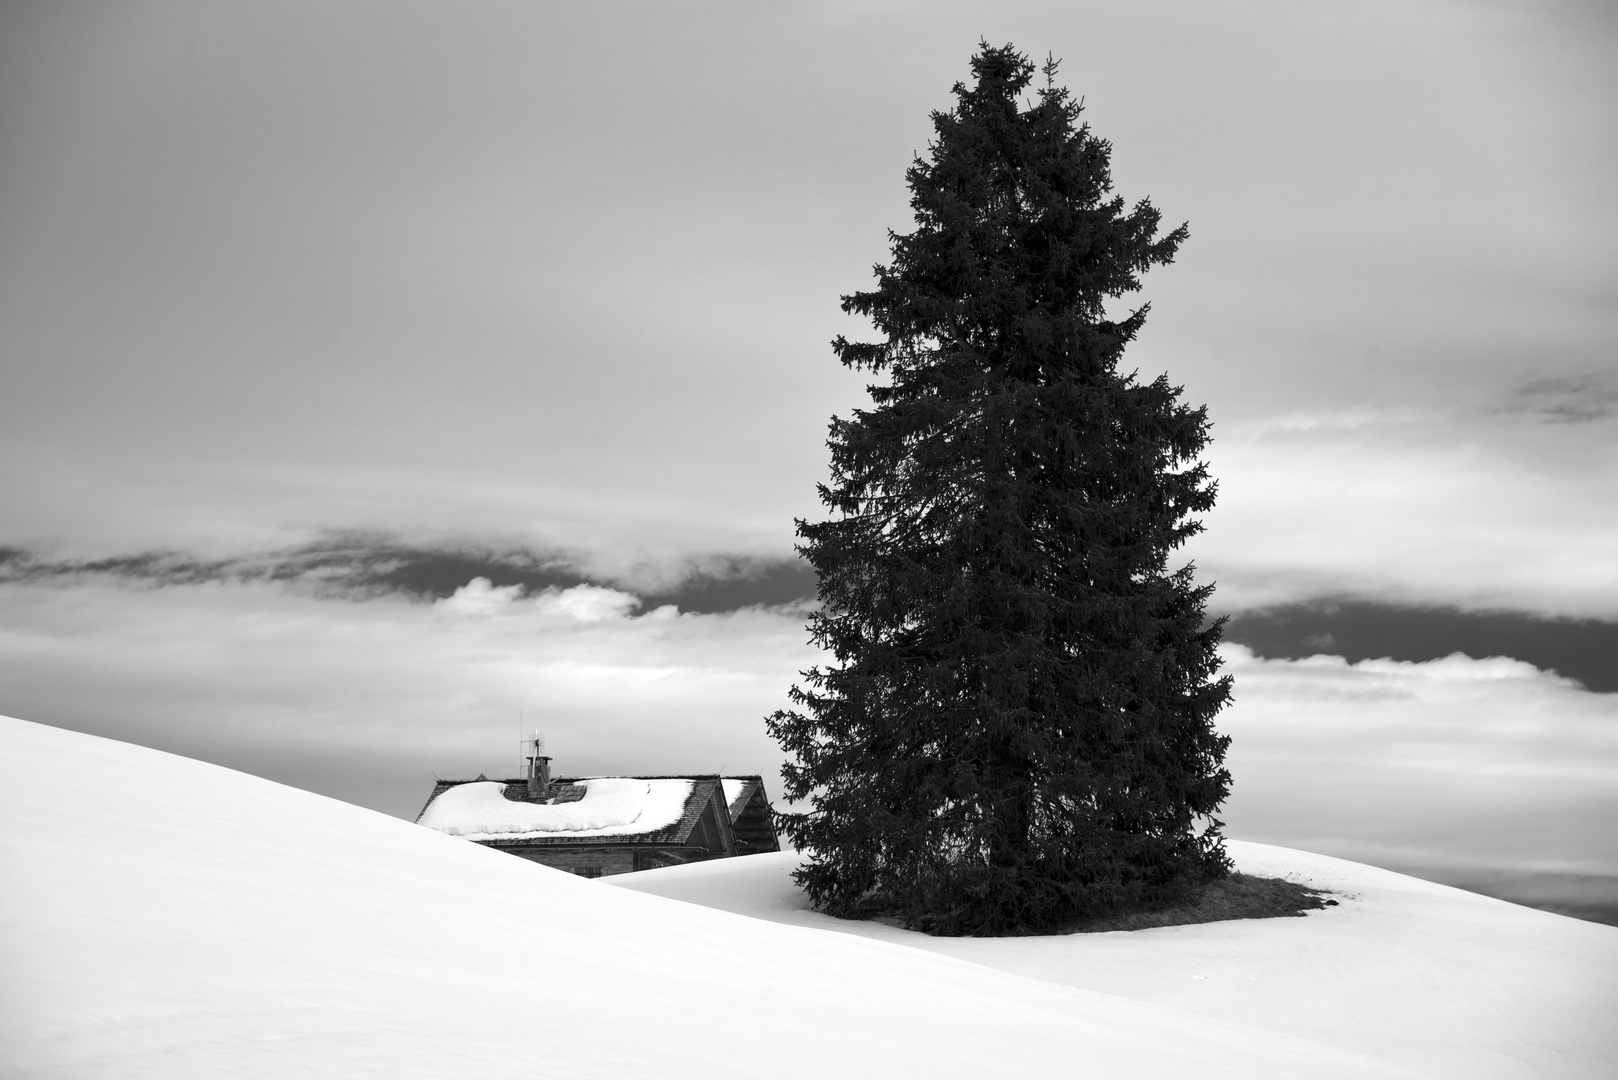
3,0 -> 1614,629
18,386 -> 1618,631
19,397 -> 1614,630
1188,407 -> 1618,618
0,576 -> 814,819
1223,601 -> 1618,692
1218,645 -> 1618,878
437,578 -> 640,622
3,573 -> 1615,884
1503,373 -> 1618,423
0,534 -> 818,613
435,577 -> 530,616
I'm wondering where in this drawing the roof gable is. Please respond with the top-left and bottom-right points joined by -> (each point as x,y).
721,777 -> 761,823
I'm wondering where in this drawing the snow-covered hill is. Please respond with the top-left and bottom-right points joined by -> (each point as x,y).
610,845 -> 1618,1078
2,714 -> 1612,1079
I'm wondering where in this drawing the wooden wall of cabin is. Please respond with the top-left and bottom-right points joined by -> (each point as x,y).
687,794 -> 735,856
731,790 -> 781,855
500,844 -> 729,877
507,847 -> 637,878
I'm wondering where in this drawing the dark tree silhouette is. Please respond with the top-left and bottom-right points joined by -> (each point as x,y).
767,43 -> 1233,936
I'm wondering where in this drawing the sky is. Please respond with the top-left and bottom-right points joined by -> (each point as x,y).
1,1 -> 1615,889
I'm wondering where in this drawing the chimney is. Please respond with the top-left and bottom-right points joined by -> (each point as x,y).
524,732 -> 552,801
533,757 -> 559,806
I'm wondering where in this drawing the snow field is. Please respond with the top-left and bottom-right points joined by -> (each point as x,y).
0,714 -> 1423,1079
7,714 -> 1614,1078
610,841 -> 1618,1079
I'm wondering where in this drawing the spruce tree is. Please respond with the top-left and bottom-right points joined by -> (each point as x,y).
767,43 -> 1233,936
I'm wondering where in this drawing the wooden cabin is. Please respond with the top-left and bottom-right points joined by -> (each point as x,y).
414,756 -> 779,878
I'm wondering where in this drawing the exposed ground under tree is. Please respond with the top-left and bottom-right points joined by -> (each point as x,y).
1056,873 -> 1338,934
844,872 -> 1337,935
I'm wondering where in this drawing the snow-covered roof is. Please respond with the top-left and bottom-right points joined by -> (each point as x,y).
418,778 -> 695,841
414,773 -> 773,848
414,774 -> 768,847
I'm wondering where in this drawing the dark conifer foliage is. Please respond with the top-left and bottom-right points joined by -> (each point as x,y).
766,43 -> 1233,936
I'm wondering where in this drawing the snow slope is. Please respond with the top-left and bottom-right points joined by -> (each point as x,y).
609,844 -> 1618,1079
0,715 -> 1423,1079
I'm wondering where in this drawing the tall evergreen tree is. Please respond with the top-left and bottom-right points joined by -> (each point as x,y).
767,43 -> 1233,936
